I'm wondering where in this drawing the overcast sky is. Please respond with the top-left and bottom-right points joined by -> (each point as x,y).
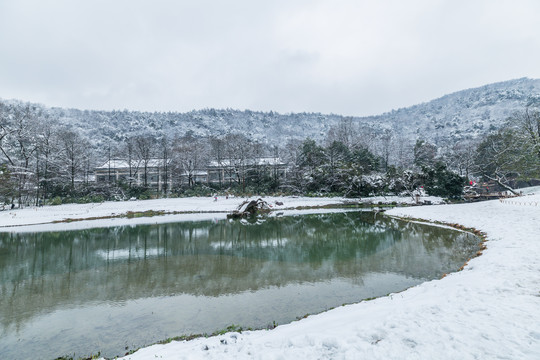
1,0 -> 540,116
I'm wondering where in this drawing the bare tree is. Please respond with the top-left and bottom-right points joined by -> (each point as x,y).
392,135 -> 414,170
414,139 -> 437,168
209,136 -> 225,187
224,133 -> 253,190
35,115 -> 60,202
117,136 -> 140,188
58,128 -> 89,190
280,138 -> 303,193
474,106 -> 540,193
474,130 -> 521,194
326,117 -> 356,148
134,134 -> 155,187
444,139 -> 478,180
516,106 -> 540,160
174,134 -> 209,187
159,134 -> 171,194
377,130 -> 392,171
0,164 -> 16,204
0,103 -> 14,164
4,105 -> 41,207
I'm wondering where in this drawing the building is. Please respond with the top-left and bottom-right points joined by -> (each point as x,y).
95,159 -> 172,190
207,157 -> 287,185
179,170 -> 208,185
95,157 -> 287,189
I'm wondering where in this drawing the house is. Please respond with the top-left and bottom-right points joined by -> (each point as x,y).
95,159 -> 172,190
95,157 -> 287,189
207,157 -> 287,185
179,170 -> 208,185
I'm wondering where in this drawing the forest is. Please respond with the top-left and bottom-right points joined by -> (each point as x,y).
1,100 -> 539,207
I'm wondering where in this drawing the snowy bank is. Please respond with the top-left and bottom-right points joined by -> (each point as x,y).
0,194 -> 444,232
0,196 -> 349,231
359,194 -> 444,205
112,193 -> 540,360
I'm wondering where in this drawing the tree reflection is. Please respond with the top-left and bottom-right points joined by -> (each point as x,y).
0,211 -> 480,331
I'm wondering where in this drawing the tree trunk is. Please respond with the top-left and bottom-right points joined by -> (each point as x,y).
485,175 -> 518,195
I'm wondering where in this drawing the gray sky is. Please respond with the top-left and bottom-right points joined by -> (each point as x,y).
1,0 -> 540,116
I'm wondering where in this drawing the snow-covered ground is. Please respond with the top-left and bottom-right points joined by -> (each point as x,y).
360,194 -> 444,205
0,194 -> 443,232
107,191 -> 538,360
0,196 -> 348,231
1,191 -> 538,359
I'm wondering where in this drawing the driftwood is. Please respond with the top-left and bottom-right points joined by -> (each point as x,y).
227,198 -> 271,219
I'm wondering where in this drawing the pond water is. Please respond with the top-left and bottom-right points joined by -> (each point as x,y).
0,211 -> 481,359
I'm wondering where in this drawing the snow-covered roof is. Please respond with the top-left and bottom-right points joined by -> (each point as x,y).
256,157 -> 286,166
96,159 -> 169,170
96,158 -> 286,170
95,160 -> 131,170
180,170 -> 208,176
208,157 -> 286,167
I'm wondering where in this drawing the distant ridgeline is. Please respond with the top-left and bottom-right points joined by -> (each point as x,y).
2,78 -> 540,150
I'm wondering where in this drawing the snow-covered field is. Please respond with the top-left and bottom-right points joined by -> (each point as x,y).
1,191 -> 539,359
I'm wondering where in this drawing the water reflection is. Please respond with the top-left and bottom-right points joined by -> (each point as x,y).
0,211 -> 480,359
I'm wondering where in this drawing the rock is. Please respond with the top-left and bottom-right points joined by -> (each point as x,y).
227,198 -> 271,219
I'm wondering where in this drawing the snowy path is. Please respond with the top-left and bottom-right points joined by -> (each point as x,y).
113,194 -> 540,360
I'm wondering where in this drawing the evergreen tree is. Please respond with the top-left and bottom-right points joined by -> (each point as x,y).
422,162 -> 464,198
298,139 -> 326,192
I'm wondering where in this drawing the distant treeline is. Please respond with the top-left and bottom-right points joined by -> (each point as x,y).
1,100 -> 539,206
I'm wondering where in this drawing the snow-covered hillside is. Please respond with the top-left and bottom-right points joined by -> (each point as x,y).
363,77 -> 540,145
2,78 -> 539,149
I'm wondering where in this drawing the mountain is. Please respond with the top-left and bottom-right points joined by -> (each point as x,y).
362,77 -> 540,145
2,78 -> 540,150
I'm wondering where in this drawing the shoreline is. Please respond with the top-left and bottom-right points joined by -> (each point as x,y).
2,192 -> 538,359
106,215 -> 488,360
0,195 -> 443,232
111,192 -> 540,360
0,196 -> 348,231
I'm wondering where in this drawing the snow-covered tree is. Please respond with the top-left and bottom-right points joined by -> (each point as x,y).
511,106 -> 540,166
35,114 -> 61,202
158,134 -> 172,194
414,139 -> 437,168
474,106 -> 540,192
474,130 -> 522,193
57,128 -> 89,190
134,134 -> 155,187
173,134 -> 209,188
0,104 -> 42,206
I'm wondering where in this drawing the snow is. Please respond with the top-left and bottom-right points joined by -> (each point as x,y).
0,194 -> 444,233
4,78 -> 538,151
2,192 -> 539,359
111,192 -> 538,360
0,196 -> 348,232
359,194 -> 444,205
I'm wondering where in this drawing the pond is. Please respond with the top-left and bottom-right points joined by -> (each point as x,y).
0,211 -> 481,359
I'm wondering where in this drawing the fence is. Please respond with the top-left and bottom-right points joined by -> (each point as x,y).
499,198 -> 539,206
